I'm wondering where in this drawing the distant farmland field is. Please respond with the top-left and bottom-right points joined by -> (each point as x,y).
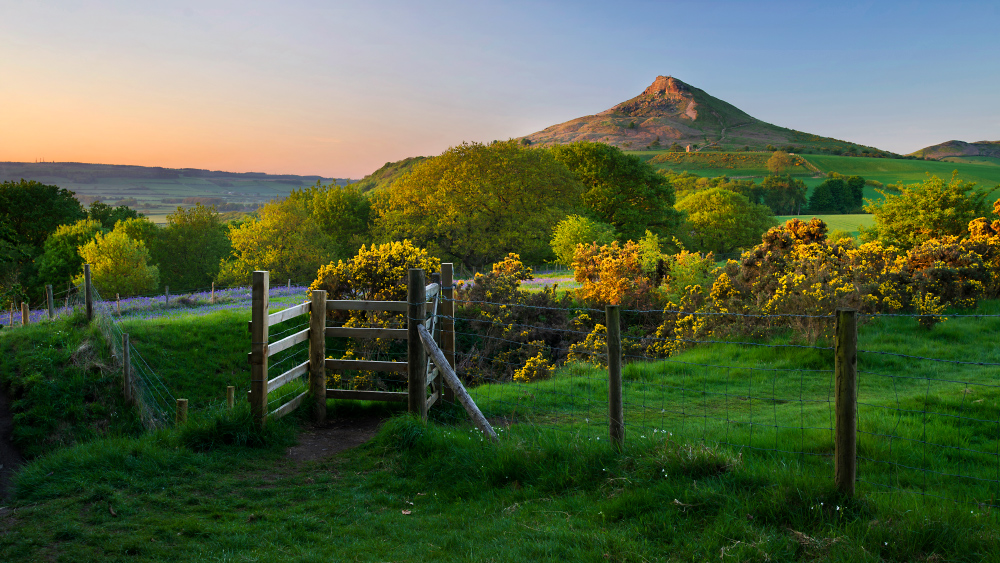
800,154 -> 1000,188
776,213 -> 874,235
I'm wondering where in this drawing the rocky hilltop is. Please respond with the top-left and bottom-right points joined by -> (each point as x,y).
910,140 -> 1000,160
521,76 -> 853,151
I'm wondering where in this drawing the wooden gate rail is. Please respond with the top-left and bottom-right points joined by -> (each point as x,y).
248,266 -> 455,427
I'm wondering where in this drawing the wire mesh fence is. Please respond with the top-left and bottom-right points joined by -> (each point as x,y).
417,294 -> 1000,510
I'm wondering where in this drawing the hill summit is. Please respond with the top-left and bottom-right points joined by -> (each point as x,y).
910,140 -> 1000,160
522,76 -> 853,152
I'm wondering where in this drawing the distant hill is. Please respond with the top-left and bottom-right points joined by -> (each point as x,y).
910,140 -> 1000,161
522,76 -> 894,156
350,156 -> 427,192
0,161 -> 345,224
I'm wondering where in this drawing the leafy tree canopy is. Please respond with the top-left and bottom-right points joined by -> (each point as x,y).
549,141 -> 681,241
860,174 -> 996,249
760,174 -> 808,215
676,188 -> 777,255
154,204 -> 231,291
766,151 -> 794,175
75,230 -> 159,298
35,219 -> 104,289
217,196 -> 333,287
550,215 -> 619,267
88,200 -> 142,229
309,183 -> 372,260
0,179 -> 86,250
374,140 -> 584,269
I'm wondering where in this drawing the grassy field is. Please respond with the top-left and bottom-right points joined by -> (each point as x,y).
776,214 -> 875,235
801,155 -> 1000,189
3,297 -> 1000,560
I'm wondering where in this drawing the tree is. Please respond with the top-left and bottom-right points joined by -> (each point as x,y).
373,140 -> 584,268
549,141 -> 682,241
675,188 -> 777,255
550,215 -> 619,266
153,204 -> 231,291
88,201 -> 142,229
310,183 -> 372,260
766,151 -> 794,175
76,230 -> 159,297
217,197 -> 333,286
115,216 -> 160,249
860,174 -> 995,249
808,182 -> 838,213
760,174 -> 808,215
0,180 -> 87,301
35,219 -> 104,289
846,175 -> 865,210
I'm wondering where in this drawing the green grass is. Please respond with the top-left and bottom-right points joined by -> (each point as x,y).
802,155 -> 1000,189
4,300 -> 1000,560
776,214 -> 875,235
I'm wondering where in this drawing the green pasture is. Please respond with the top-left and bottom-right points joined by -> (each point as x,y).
776,214 -> 875,235
802,155 -> 1000,189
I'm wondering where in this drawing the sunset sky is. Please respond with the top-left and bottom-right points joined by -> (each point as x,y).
2,1 -> 998,179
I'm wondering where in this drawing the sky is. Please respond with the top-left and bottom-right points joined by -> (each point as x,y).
2,1 -> 998,179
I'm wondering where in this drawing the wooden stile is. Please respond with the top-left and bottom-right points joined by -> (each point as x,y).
268,301 -> 310,326
268,328 -> 309,357
310,290 -> 327,424
325,327 -> 407,340
250,271 -> 269,427
417,324 -> 497,441
326,299 -> 407,312
408,269 -> 427,420
325,359 -> 407,373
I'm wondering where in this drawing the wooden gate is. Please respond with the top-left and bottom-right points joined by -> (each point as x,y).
247,266 -> 455,427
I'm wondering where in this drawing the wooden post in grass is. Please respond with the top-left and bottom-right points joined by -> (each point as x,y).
309,289 -> 327,424
46,285 -> 54,319
65,282 -> 70,310
226,386 -> 235,411
287,279 -> 291,290
606,305 -> 624,449
249,271 -> 269,427
7,304 -> 11,327
164,286 -> 169,307
84,264 -> 93,321
123,334 -> 132,403
441,263 -> 456,404
116,293 -> 121,316
408,268 -> 427,420
211,282 -> 215,304
835,308 -> 858,497
21,302 -> 29,326
175,399 -> 188,425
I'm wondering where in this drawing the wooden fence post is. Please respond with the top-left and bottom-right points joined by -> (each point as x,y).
250,271 -> 269,428
116,293 -> 121,316
164,286 -> 169,307
123,334 -> 132,403
441,263 -> 456,404
310,289 -> 327,424
175,399 -> 188,425
211,282 -> 215,304
835,308 -> 858,497
226,386 -> 235,411
21,302 -> 29,326
46,285 -> 54,319
84,264 -> 93,321
606,305 -> 624,449
408,268 -> 427,420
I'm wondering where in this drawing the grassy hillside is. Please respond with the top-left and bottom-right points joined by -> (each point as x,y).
3,300 -> 1000,560
801,154 -> 1000,188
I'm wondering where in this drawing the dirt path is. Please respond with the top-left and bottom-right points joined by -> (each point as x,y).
0,387 -> 25,499
285,416 -> 385,464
